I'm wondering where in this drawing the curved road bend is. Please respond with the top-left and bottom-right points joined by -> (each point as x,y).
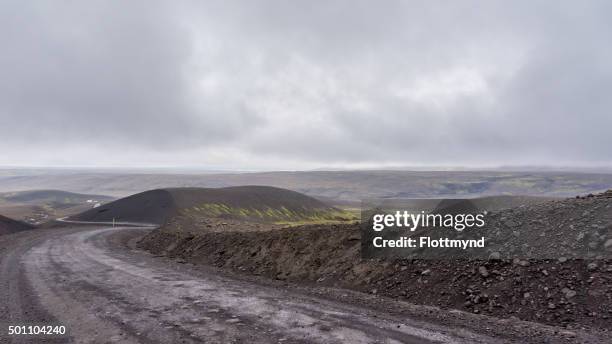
0,225 -> 541,343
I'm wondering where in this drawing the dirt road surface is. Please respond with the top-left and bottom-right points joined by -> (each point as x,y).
0,226 -> 606,343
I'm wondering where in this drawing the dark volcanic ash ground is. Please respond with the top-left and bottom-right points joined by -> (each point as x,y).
139,191 -> 612,333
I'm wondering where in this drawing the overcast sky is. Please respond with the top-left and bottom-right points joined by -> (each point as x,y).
1,1 -> 611,170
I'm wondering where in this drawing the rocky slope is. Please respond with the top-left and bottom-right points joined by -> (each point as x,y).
138,191 -> 612,331
0,214 -> 34,235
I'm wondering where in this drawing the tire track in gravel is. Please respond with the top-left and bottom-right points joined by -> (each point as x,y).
17,226 -> 501,343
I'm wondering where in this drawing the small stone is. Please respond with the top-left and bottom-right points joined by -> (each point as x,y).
421,269 -> 431,276
505,220 -> 518,227
587,262 -> 598,271
558,257 -> 567,263
478,266 -> 489,278
562,288 -> 577,298
488,252 -> 501,260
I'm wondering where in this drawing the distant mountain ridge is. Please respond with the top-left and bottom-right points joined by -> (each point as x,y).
1,170 -> 611,202
0,190 -> 113,204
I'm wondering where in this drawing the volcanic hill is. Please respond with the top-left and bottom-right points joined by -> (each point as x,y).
71,186 -> 353,225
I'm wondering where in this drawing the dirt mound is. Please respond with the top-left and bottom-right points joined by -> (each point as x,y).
139,191 -> 612,331
72,186 -> 344,225
0,214 -> 34,235
471,195 -> 559,211
430,195 -> 556,214
473,191 -> 612,259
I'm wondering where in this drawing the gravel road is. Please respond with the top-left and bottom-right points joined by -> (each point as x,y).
0,226 -> 605,343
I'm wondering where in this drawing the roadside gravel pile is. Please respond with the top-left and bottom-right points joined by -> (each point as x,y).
138,190 -> 612,331
481,190 -> 612,259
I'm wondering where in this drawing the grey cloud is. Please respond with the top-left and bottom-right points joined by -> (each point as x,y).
0,1 -> 611,168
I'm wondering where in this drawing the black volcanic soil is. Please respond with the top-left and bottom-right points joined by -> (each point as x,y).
139,190 -> 612,332
72,186 -> 338,224
167,185 -> 331,210
72,189 -> 176,224
0,214 -> 34,235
